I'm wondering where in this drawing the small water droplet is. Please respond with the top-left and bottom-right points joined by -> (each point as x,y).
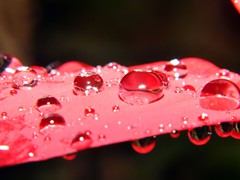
182,85 -> 196,92
170,130 -> 180,138
198,113 -> 209,123
73,71 -> 104,96
84,106 -> 95,116
44,136 -> 51,142
39,113 -> 66,131
199,79 -> 240,111
216,69 -> 231,79
1,112 -> 8,119
36,95 -> 62,113
163,59 -> 188,79
131,137 -> 156,154
10,89 -> 18,96
188,126 -> 212,145
159,124 -> 165,132
98,133 -> 106,141
63,153 -> 77,161
215,122 -> 233,138
119,70 -> 165,105
12,66 -> 38,88
71,133 -> 93,150
112,105 -> 120,112
231,122 -> 240,139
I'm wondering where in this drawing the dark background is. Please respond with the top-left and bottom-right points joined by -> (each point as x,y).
0,0 -> 240,179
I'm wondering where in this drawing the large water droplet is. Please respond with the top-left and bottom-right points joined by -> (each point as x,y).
131,137 -> 156,154
36,95 -> 62,113
188,126 -> 212,145
39,113 -> 66,131
215,122 -> 233,138
119,70 -> 165,105
199,79 -> 240,111
71,133 -> 93,150
231,122 -> 240,139
163,59 -> 188,78
73,71 -> 104,96
12,66 -> 38,88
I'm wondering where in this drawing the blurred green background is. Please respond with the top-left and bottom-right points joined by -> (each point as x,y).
0,0 -> 240,179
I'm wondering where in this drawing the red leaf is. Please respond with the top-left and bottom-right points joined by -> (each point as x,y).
0,56 -> 240,167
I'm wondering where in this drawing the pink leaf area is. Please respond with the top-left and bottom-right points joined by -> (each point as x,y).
0,55 -> 240,167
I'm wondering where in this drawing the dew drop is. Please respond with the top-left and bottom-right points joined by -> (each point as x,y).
71,133 -> 93,150
39,113 -> 66,131
63,153 -> 77,161
84,106 -> 95,116
12,66 -> 38,88
73,71 -> 104,96
36,95 -> 62,113
198,113 -> 209,123
131,137 -> 156,154
112,105 -> 120,112
163,59 -> 188,78
170,130 -> 180,138
188,126 -> 212,145
119,70 -> 165,105
215,122 -> 233,138
231,122 -> 240,139
199,79 -> 240,111
10,89 -> 18,96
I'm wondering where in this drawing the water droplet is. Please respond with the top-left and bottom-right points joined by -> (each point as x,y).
182,85 -> 196,92
159,124 -> 165,132
131,137 -> 156,154
1,112 -> 8,119
112,105 -> 120,112
216,69 -> 231,79
231,122 -> 240,139
119,70 -> 165,105
39,113 -> 66,131
188,126 -> 212,145
63,153 -> 77,161
12,66 -> 38,88
71,133 -> 93,150
170,130 -> 180,138
0,54 -> 22,74
84,106 -> 95,116
10,89 -> 18,96
215,122 -> 233,138
163,59 -> 188,78
36,95 -> 62,113
98,133 -> 106,141
198,113 -> 209,123
199,79 -> 240,111
73,71 -> 104,96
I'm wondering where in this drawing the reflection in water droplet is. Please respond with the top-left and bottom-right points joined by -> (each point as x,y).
12,66 -> 38,88
63,153 -> 77,161
188,126 -> 212,145
131,137 -> 156,154
39,113 -> 66,131
36,95 -> 62,113
163,59 -> 188,79
71,133 -> 93,150
170,130 -> 180,138
73,71 -> 104,96
119,70 -> 166,105
84,106 -> 95,116
199,79 -> 240,111
231,122 -> 240,139
215,122 -> 233,138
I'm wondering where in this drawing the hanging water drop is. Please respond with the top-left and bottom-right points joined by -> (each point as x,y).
39,113 -> 66,131
215,122 -> 233,138
188,126 -> 212,145
12,66 -> 38,88
119,70 -> 166,105
163,59 -> 188,78
131,136 -> 156,154
36,95 -> 62,113
62,153 -> 77,161
231,122 -> 240,139
71,133 -> 93,150
199,79 -> 240,111
73,71 -> 104,96
170,130 -> 180,138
